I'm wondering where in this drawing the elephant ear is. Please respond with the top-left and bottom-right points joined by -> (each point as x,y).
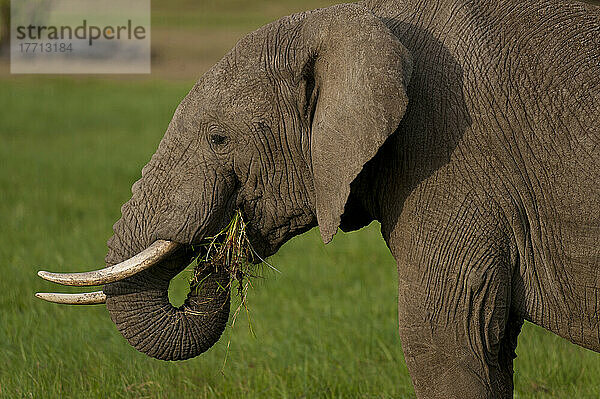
298,4 -> 412,243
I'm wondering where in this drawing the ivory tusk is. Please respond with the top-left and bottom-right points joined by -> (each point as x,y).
37,240 -> 180,286
35,291 -> 107,305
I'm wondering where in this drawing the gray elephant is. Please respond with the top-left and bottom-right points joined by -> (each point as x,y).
37,0 -> 600,397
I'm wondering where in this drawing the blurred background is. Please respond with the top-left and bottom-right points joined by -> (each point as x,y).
1,1 -> 599,397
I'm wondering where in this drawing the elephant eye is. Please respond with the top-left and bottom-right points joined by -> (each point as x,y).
209,134 -> 228,146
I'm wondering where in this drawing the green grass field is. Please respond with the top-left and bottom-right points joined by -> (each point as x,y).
1,78 -> 599,399
1,0 -> 600,397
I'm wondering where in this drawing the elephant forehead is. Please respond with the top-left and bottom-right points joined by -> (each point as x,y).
172,25 -> 293,127
194,42 -> 282,109
183,80 -> 278,124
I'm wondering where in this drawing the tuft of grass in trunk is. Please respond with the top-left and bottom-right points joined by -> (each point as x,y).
190,209 -> 276,372
191,209 -> 262,331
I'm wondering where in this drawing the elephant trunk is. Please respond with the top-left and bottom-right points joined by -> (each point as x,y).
103,244 -> 231,361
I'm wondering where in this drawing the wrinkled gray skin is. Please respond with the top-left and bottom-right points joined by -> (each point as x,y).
101,0 -> 599,397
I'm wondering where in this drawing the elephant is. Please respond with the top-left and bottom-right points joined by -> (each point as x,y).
36,0 -> 600,397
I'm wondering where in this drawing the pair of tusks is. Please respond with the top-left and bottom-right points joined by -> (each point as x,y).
36,240 -> 180,305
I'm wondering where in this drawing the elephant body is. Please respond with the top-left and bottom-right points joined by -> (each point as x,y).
40,0 -> 599,397
357,1 -> 600,396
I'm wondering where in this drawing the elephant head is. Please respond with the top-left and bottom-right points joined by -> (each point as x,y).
37,4 -> 412,361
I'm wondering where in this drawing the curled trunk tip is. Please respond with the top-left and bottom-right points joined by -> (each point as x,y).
104,247 -> 231,361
